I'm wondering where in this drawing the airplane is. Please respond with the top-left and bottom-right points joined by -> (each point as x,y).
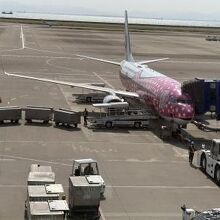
4,10 -> 195,125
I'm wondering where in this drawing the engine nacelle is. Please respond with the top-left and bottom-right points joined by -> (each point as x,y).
103,95 -> 123,103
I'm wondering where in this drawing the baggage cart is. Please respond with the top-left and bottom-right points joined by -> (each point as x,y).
28,172 -> 55,185
0,106 -> 22,124
26,201 -> 68,220
54,108 -> 81,128
24,106 -> 53,124
69,176 -> 101,213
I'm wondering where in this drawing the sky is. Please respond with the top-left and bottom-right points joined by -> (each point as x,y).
1,0 -> 220,20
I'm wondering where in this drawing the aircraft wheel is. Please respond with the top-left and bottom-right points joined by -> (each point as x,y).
200,154 -> 206,173
215,166 -> 220,186
134,121 -> 141,129
105,121 -> 112,129
86,97 -> 92,103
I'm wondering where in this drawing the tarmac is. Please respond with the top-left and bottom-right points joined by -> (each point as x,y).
0,22 -> 219,220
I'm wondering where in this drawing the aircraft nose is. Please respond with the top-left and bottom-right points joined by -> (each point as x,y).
174,105 -> 194,120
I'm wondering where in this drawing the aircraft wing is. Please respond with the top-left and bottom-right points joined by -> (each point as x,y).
4,71 -> 139,98
76,54 -> 121,66
138,58 -> 169,65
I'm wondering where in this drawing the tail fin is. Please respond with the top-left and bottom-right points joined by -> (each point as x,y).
124,10 -> 134,62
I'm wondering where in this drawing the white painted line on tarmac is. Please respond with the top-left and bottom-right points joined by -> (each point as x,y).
163,60 -> 220,65
1,54 -> 80,60
46,58 -> 75,71
99,208 -> 107,220
0,154 -> 72,167
20,25 -> 25,49
0,158 -> 15,161
102,212 -> 181,217
0,185 -> 26,188
93,72 -> 114,89
107,185 -> 218,189
106,159 -> 187,164
0,48 -> 24,53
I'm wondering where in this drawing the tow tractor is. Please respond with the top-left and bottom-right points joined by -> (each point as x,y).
197,139 -> 220,185
71,159 -> 105,199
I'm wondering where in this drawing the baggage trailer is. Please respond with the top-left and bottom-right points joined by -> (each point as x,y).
30,164 -> 52,173
24,106 -> 53,124
0,106 -> 22,124
26,201 -> 69,220
27,184 -> 64,202
28,172 -> 55,185
54,108 -> 81,128
69,176 -> 101,214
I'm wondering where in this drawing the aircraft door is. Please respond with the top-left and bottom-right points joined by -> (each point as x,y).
159,90 -> 169,110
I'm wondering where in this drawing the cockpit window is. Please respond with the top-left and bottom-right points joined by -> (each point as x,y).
170,97 -> 192,104
177,99 -> 192,104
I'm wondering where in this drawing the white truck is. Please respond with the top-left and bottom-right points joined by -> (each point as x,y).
182,205 -> 220,219
197,139 -> 220,185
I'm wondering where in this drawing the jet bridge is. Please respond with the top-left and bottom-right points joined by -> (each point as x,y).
182,79 -> 220,120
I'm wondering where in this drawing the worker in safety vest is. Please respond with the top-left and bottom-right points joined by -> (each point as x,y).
188,141 -> 195,165
83,108 -> 88,126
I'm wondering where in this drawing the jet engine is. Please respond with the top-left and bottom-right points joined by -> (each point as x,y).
103,95 -> 123,103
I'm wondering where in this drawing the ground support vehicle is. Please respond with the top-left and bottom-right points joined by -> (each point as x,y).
27,184 -> 64,202
69,176 -> 102,215
71,159 -> 105,199
25,164 -> 69,220
0,106 -> 22,124
24,106 -> 53,124
54,108 -> 81,128
25,162 -> 104,219
28,164 -> 55,185
73,92 -> 106,103
206,35 -> 220,41
197,139 -> 220,185
26,201 -> 69,220
89,109 -> 157,129
182,205 -> 220,219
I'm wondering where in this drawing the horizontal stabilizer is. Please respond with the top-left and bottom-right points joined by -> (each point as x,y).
138,58 -> 169,65
93,102 -> 129,108
76,54 -> 121,66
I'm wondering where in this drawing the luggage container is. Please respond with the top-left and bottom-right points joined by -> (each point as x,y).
0,106 -> 22,124
54,108 -> 81,128
27,184 -> 64,202
26,201 -> 69,220
24,106 -> 53,124
69,176 -> 101,213
30,164 -> 52,173
28,172 -> 55,185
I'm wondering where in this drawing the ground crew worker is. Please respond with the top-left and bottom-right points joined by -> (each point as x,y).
83,108 -> 88,126
84,164 -> 94,175
188,141 -> 195,165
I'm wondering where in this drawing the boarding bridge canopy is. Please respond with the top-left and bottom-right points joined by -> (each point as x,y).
182,79 -> 220,120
